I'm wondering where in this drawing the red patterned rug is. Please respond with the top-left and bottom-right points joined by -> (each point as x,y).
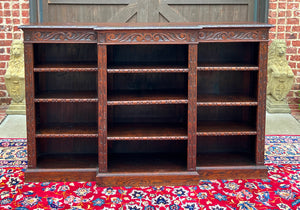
0,136 -> 299,209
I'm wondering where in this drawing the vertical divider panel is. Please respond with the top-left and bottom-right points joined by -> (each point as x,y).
256,41 -> 268,165
98,44 -> 108,172
187,44 -> 197,171
24,43 -> 36,168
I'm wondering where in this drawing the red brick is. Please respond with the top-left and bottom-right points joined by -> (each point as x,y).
13,18 -> 20,24
4,10 -> 11,16
0,91 -> 6,97
22,10 -> 29,17
278,11 -> 285,17
0,77 -> 4,83
22,18 -> 29,25
12,3 -> 19,9
287,3 -> 299,10
277,33 -> 285,39
297,63 -> 300,68
4,3 -> 10,9
269,33 -> 276,39
12,10 -> 19,17
0,63 -> 5,68
278,26 -> 285,32
287,33 -> 297,39
279,3 -> 286,9
292,41 -> 300,46
269,2 -> 277,9
269,11 -> 277,18
0,40 -> 12,46
21,3 -> 29,9
5,18 -> 12,25
6,48 -> 10,54
13,33 -> 21,39
287,18 -> 299,25
268,19 -> 276,25
289,62 -> 296,68
0,33 -> 5,39
0,55 -> 10,61
6,33 -> 12,39
278,18 -> 286,24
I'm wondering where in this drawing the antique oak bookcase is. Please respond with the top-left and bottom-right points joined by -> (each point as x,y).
21,23 -> 272,187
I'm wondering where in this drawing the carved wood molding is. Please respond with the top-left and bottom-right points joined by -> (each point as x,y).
104,31 -> 191,43
24,31 -> 97,42
198,29 -> 269,41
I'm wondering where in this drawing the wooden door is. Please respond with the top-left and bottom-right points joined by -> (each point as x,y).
31,0 -> 268,23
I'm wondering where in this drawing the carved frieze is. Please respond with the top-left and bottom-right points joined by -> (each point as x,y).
24,31 -> 96,42
105,32 -> 190,43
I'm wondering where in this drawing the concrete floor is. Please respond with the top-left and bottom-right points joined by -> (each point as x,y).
0,113 -> 299,138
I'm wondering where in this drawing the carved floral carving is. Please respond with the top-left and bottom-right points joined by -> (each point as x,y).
106,32 -> 188,43
25,31 -> 96,41
198,30 -> 267,41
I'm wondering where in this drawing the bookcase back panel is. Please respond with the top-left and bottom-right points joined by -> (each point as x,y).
108,73 -> 188,94
35,72 -> 97,93
197,71 -> 257,97
198,42 -> 259,65
36,103 -> 97,128
108,140 -> 187,154
34,44 -> 97,66
107,45 -> 188,67
197,106 -> 257,125
37,138 -> 98,154
108,104 -> 187,124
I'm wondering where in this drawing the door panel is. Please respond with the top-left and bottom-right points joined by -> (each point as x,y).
33,0 -> 265,23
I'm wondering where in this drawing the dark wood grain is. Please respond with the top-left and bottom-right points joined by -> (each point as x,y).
108,123 -> 187,140
24,43 -> 36,168
197,94 -> 257,106
256,41 -> 268,165
197,165 -> 268,180
197,121 -> 257,136
22,23 -> 271,185
96,171 -> 200,187
25,168 -> 97,182
35,91 -> 98,102
98,44 -> 108,173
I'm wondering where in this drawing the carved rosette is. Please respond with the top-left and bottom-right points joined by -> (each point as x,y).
105,31 -> 190,43
24,31 -> 96,42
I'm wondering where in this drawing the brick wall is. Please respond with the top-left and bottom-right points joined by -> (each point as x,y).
269,0 -> 300,120
0,0 -> 29,104
0,0 -> 299,120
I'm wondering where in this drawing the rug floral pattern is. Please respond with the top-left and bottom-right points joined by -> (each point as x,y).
0,136 -> 299,209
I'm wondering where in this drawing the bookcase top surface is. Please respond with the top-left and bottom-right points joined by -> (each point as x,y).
20,22 -> 273,30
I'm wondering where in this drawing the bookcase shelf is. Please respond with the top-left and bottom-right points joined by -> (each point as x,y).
21,22 -> 271,186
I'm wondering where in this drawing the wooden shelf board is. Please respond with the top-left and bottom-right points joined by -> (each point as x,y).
25,168 -> 97,182
96,171 -> 199,187
197,64 -> 258,71
108,92 -> 187,105
107,65 -> 188,73
108,123 -> 187,140
197,95 -> 257,106
37,154 -> 98,168
36,124 -> 98,137
35,91 -> 98,102
196,153 -> 255,167
197,121 -> 257,136
108,153 -> 186,173
34,63 -> 98,72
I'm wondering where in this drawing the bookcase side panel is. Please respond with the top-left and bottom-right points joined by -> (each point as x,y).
24,42 -> 36,168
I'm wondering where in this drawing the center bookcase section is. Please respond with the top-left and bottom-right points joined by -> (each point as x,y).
36,137 -> 98,169
197,71 -> 258,105
107,140 -> 187,172
107,73 -> 188,105
107,104 -> 187,140
33,43 -> 97,69
196,135 -> 256,167
197,106 -> 257,135
107,44 -> 188,71
35,102 -> 98,137
197,42 -> 259,68
34,72 -> 98,101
